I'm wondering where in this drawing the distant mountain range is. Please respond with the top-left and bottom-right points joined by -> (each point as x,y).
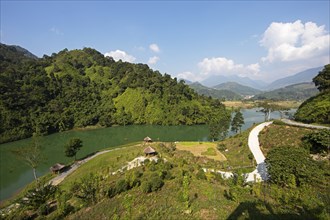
189,82 -> 241,100
213,82 -> 261,96
266,66 -> 323,90
253,82 -> 319,101
201,74 -> 267,90
185,66 -> 323,92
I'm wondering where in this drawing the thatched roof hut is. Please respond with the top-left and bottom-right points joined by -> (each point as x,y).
50,163 -> 65,173
144,136 -> 152,142
144,146 -> 156,156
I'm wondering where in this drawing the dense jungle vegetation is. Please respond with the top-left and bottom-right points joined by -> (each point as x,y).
0,44 -> 230,143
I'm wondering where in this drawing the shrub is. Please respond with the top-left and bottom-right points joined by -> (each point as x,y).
266,146 -> 321,187
201,147 -> 217,156
196,168 -> 206,180
302,129 -> 330,154
38,203 -> 50,216
141,181 -> 152,193
150,175 -> 164,192
125,170 -> 142,188
56,190 -> 74,218
115,179 -> 129,194
21,183 -> 57,211
141,173 -> 164,193
217,143 -> 226,151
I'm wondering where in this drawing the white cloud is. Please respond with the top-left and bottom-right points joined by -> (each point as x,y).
178,57 -> 260,82
198,57 -> 243,75
50,27 -> 63,35
197,57 -> 260,77
246,63 -> 260,75
148,56 -> 160,65
149,43 -> 160,53
104,50 -> 136,63
178,20 -> 329,83
177,71 -> 204,82
260,20 -> 329,63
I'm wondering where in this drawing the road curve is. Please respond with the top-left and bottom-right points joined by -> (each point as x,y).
281,119 -> 330,130
245,121 -> 273,182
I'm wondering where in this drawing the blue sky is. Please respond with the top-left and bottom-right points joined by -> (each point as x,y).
1,1 -> 329,82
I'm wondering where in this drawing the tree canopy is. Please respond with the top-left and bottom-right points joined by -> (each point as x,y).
266,146 -> 321,187
231,110 -> 244,133
313,64 -> 330,92
65,138 -> 83,160
295,65 -> 330,124
0,44 -> 230,143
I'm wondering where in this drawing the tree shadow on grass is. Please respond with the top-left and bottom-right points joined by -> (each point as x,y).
226,200 -> 318,220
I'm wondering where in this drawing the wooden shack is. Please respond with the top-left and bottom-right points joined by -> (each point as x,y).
50,163 -> 65,174
144,136 -> 152,143
144,146 -> 156,156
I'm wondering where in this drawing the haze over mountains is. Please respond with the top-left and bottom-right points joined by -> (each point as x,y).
266,66 -> 323,90
184,66 -> 323,101
193,66 -> 323,91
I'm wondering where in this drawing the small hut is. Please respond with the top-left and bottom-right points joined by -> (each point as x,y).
50,163 -> 65,174
144,146 -> 156,156
144,136 -> 152,143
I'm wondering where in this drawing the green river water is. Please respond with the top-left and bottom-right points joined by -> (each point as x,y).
0,108 -> 288,201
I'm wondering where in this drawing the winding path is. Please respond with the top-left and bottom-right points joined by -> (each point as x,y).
245,121 -> 273,182
244,119 -> 328,182
281,119 -> 330,130
203,122 -> 273,182
49,147 -> 128,186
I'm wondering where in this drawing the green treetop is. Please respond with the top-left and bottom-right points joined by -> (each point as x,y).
65,138 -> 83,161
231,110 -> 244,133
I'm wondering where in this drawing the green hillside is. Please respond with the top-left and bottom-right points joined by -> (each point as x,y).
213,82 -> 261,96
0,44 -> 230,143
254,82 -> 319,101
189,82 -> 242,100
294,64 -> 330,124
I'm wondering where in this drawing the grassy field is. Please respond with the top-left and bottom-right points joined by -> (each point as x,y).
223,101 -> 255,109
176,142 -> 227,162
223,100 -> 302,109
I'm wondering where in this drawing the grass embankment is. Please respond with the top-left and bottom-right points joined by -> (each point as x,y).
258,123 -> 314,155
60,144 -> 146,191
218,127 -> 255,172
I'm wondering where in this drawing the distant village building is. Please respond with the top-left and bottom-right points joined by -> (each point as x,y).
144,136 -> 152,143
50,163 -> 65,174
144,146 -> 156,156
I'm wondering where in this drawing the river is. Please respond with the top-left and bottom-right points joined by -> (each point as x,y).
0,108 -> 292,201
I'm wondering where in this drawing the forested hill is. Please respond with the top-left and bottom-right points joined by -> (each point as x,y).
189,82 -> 242,100
294,64 -> 330,124
0,44 -> 230,143
253,82 -> 319,101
